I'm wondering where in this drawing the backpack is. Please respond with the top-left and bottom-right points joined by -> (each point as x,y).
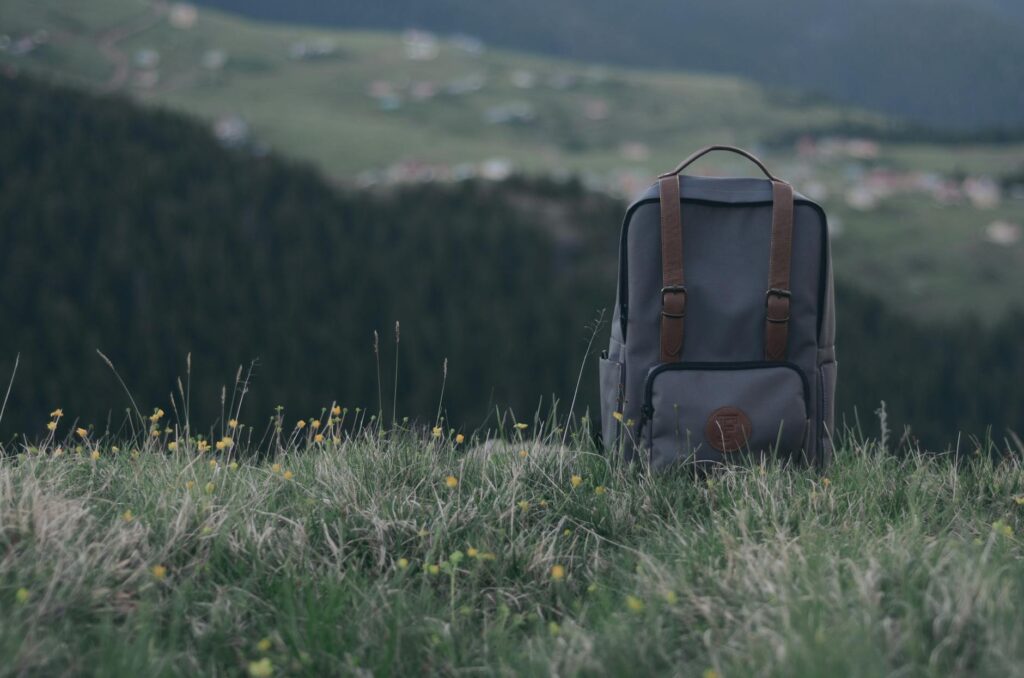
599,146 -> 836,470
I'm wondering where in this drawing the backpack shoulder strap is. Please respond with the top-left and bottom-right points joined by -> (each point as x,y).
765,180 -> 795,361
659,175 -> 686,362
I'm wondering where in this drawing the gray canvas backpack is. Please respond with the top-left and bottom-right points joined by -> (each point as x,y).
599,145 -> 837,470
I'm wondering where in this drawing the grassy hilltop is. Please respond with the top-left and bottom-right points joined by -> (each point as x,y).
1,417 -> 1023,676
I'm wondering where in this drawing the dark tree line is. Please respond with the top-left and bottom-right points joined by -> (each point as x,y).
1,75 -> 1021,447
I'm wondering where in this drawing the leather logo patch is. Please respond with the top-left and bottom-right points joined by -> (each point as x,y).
705,407 -> 753,453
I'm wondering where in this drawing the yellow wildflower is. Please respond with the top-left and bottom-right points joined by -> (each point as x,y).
256,637 -> 272,652
130,450 -> 139,459
612,411 -> 624,422
196,440 -> 209,453
150,408 -> 164,423
271,463 -> 282,474
151,564 -> 167,581
228,418 -> 239,429
314,434 -> 324,443
310,419 -> 320,429
295,420 -> 306,429
397,558 -> 410,570
467,547 -> 479,558
185,480 -> 194,490
822,477 -> 832,488
1013,496 -> 1024,506
550,564 -> 566,581
15,587 -> 30,604
455,433 -> 465,444
283,470 -> 294,480
90,450 -> 100,461
519,449 -> 528,458
570,475 -> 583,488
122,510 -> 134,523
703,670 -> 720,678
427,564 -> 440,575
595,485 -> 607,495
514,422 -> 528,430
216,437 -> 233,451
331,405 -> 342,416
50,408 -> 64,418
626,595 -> 645,613
445,475 -> 458,489
247,658 -> 273,678
205,482 -> 215,494
111,446 -> 119,453
150,429 -> 160,438
167,441 -> 178,451
479,552 -> 496,561
993,520 -> 1014,538
46,421 -> 57,431
518,500 -> 530,512
664,590 -> 679,605
563,528 -> 572,536
432,426 -> 443,438
209,459 -> 218,469
229,462 -> 239,471
76,427 -> 88,438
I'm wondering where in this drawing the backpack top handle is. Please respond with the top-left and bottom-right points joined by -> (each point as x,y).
658,144 -> 782,182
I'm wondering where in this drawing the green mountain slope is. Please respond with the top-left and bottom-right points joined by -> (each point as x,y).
5,0 -> 1024,324
2,74 -> 1023,444
192,0 -> 1024,130
0,0 -> 889,180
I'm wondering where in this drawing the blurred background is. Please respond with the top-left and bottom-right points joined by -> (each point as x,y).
1,0 -> 1022,446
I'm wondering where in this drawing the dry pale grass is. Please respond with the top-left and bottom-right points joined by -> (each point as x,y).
0,424 -> 1022,677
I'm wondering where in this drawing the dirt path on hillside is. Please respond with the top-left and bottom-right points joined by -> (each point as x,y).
97,2 -> 167,93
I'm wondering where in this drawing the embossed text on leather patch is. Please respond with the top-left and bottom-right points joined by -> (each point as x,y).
705,407 -> 753,452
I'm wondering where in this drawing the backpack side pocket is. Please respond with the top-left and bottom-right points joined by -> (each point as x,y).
599,354 -> 624,450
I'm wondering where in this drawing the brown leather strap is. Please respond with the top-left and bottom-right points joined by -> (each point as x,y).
659,176 -> 686,362
659,145 -> 781,181
765,180 -> 795,361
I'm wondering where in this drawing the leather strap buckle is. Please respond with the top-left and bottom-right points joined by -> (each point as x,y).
765,288 -> 791,323
661,285 -> 687,318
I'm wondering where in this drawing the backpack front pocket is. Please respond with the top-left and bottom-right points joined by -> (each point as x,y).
639,362 -> 808,470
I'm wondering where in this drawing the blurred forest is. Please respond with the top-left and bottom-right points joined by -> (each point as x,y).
1,75 -> 1022,447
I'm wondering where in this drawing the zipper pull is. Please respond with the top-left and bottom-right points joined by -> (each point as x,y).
636,404 -> 654,434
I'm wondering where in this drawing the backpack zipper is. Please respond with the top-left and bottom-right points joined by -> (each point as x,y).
634,360 -> 809,436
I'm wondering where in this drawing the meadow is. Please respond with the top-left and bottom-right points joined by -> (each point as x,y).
2,406 -> 1023,677
6,0 -> 1024,322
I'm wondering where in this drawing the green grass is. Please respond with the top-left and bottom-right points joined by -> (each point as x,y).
3,413 -> 1024,676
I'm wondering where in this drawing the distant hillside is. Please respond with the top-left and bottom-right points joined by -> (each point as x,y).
7,1 -> 1024,326
193,0 -> 1024,130
0,0 -> 890,183
0,73 -> 615,436
1,74 -> 1022,444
